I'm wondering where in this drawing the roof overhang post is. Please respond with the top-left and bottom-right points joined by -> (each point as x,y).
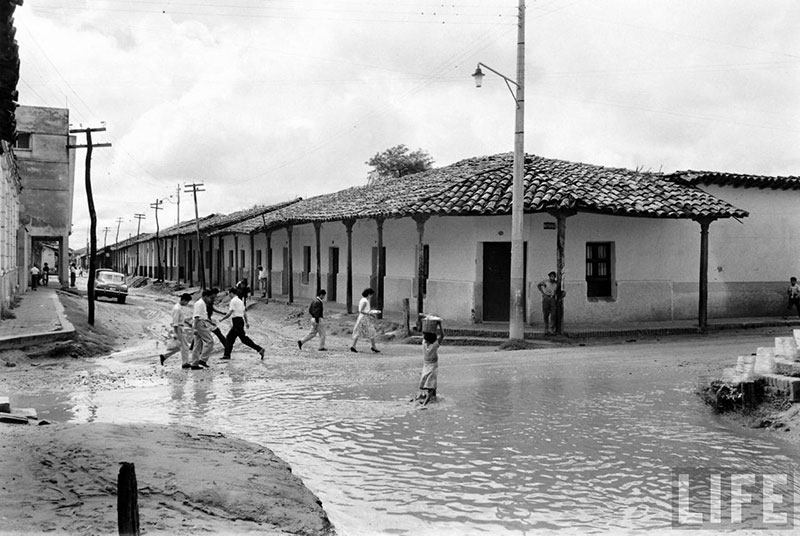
287,225 -> 294,303
695,216 -> 716,333
343,219 -> 356,314
375,217 -> 386,319
265,229 -> 273,299
313,222 -> 322,293
412,214 -> 430,331
249,233 -> 255,294
548,209 -> 577,335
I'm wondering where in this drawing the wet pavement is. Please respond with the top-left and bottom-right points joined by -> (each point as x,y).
8,327 -> 800,534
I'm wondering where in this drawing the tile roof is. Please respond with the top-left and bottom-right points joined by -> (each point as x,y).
671,171 -> 800,190
224,153 -> 748,234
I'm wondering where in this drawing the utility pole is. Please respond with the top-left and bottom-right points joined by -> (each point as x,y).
133,213 -> 146,277
175,183 -> 181,282
115,217 -> 124,271
184,182 -> 206,288
150,199 -> 164,281
103,226 -> 111,248
68,127 -> 111,326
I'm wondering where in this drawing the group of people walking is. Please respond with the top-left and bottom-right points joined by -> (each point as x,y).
160,285 -> 265,370
159,283 -> 445,406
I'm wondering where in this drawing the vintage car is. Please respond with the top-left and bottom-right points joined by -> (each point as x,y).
94,269 -> 128,303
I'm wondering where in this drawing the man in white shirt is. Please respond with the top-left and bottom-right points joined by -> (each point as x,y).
30,265 -> 40,291
537,271 -> 562,335
160,293 -> 192,368
219,287 -> 265,360
258,265 -> 268,298
190,289 -> 216,369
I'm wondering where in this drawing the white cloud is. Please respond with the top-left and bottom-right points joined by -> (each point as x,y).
14,0 -> 800,248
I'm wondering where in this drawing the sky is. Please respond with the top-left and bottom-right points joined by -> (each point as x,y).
14,0 -> 800,249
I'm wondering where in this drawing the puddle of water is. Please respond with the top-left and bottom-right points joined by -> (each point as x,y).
17,350 -> 800,535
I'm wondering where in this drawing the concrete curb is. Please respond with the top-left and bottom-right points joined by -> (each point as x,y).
0,291 -> 75,350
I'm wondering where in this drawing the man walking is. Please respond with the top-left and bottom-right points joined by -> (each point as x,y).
537,271 -> 561,335
30,264 -> 40,291
219,287 -> 265,360
190,289 -> 216,369
160,293 -> 193,368
298,289 -> 327,351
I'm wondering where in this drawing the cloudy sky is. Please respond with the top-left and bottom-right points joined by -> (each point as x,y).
14,0 -> 800,248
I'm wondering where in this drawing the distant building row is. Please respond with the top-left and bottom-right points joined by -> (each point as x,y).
97,151 -> 800,331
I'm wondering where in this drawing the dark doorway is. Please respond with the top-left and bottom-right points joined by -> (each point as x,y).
482,242 -> 527,322
328,247 -> 339,301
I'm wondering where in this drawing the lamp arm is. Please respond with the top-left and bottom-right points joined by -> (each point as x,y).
476,62 -> 520,103
476,62 -> 520,89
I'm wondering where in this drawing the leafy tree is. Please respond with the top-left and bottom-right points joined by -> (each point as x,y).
366,144 -> 434,184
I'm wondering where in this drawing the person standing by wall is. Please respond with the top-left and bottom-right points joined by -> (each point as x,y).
257,265 -> 268,298
537,271 -> 560,336
69,263 -> 77,287
42,263 -> 50,286
298,289 -> 327,351
219,287 -> 265,360
784,276 -> 800,319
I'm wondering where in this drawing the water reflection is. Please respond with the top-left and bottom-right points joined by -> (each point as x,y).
26,350 -> 800,535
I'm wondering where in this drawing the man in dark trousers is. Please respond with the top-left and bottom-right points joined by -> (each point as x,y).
298,289 -> 327,351
219,287 -> 265,360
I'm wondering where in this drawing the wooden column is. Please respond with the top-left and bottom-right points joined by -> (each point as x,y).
413,214 -> 429,331
249,233 -> 255,290
314,222 -> 322,292
344,219 -> 355,314
217,235 -> 223,287
697,217 -> 714,333
265,230 -> 273,299
234,234 -> 240,284
287,225 -> 294,303
375,217 -> 385,318
550,209 -> 576,335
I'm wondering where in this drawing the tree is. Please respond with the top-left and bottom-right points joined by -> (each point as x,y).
366,145 -> 434,184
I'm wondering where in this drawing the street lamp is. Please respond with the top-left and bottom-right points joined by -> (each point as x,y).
473,0 -> 526,340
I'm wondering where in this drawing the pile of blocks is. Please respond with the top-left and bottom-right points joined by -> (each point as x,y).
0,396 -> 48,425
721,330 -> 800,402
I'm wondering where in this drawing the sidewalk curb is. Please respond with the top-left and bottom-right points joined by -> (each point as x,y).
0,291 -> 75,350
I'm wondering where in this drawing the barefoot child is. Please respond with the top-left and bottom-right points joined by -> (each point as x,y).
418,330 -> 444,407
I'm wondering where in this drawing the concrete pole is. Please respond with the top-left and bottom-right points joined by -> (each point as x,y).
509,0 -> 526,340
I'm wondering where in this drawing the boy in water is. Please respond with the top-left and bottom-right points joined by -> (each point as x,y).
417,316 -> 445,407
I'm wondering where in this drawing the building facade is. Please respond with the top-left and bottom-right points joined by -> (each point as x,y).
16,105 -> 76,289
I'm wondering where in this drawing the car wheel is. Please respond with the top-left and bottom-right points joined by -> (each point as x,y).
117,296 -> 126,304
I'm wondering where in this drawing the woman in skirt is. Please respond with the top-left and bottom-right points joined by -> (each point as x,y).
351,288 -> 380,353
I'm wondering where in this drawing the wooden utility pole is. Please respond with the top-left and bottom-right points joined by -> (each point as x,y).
102,226 -> 111,248
68,127 -> 111,326
175,184 -> 181,282
133,213 -> 146,276
150,199 -> 164,281
184,182 -> 206,288
114,217 -> 124,271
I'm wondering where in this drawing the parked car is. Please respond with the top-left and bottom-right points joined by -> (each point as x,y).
94,269 -> 128,304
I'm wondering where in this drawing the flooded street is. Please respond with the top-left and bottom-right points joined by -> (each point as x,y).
11,326 -> 798,535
